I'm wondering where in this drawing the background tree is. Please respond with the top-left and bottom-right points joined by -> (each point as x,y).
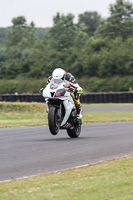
5,16 -> 35,48
96,0 -> 133,39
78,12 -> 102,36
12,16 -> 27,26
1,1 -> 133,92
50,13 -> 76,50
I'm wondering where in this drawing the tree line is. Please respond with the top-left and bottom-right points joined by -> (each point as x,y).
0,0 -> 133,83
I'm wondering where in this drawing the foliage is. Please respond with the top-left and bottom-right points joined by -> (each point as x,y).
0,76 -> 133,94
96,0 -> 133,39
0,0 -> 133,92
0,28 -> 10,44
5,16 -> 35,48
0,78 -> 47,94
50,13 -> 76,50
78,11 -> 102,36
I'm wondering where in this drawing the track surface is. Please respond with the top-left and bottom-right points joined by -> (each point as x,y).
0,122 -> 133,181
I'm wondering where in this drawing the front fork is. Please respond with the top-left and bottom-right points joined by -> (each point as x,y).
57,103 -> 62,122
46,100 -> 62,112
46,101 -> 49,113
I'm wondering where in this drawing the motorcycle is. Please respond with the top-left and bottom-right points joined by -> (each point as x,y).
42,78 -> 82,138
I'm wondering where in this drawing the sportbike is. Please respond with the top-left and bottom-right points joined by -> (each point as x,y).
42,78 -> 82,138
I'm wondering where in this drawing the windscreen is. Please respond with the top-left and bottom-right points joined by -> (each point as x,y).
50,78 -> 63,90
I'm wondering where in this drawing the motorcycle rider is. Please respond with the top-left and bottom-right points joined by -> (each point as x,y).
41,68 -> 83,118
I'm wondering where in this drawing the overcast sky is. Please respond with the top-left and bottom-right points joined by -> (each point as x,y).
0,0 -> 132,28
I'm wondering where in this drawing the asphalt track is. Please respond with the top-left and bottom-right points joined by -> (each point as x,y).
0,121 -> 133,181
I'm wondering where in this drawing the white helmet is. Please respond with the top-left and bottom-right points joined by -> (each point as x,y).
52,68 -> 66,79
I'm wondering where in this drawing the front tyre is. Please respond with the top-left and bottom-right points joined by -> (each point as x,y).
67,120 -> 81,138
48,107 -> 60,135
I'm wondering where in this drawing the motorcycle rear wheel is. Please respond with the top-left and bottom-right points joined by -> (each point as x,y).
48,107 -> 60,135
67,121 -> 81,138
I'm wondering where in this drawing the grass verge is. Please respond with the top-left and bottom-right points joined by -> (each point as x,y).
0,102 -> 133,128
83,110 -> 133,123
0,102 -> 47,128
0,155 -> 133,200
83,103 -> 133,107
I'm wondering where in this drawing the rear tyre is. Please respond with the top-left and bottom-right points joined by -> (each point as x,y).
67,120 -> 81,138
48,107 -> 60,135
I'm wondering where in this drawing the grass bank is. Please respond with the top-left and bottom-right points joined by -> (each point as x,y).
0,102 -> 133,128
0,155 -> 132,200
0,102 -> 47,128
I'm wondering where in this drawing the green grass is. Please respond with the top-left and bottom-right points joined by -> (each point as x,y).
0,114 -> 47,127
0,102 -> 47,112
0,102 -> 47,128
83,103 -> 133,107
83,111 -> 133,123
0,155 -> 132,200
0,102 -> 133,127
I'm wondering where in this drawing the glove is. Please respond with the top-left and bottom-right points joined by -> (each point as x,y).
76,87 -> 83,94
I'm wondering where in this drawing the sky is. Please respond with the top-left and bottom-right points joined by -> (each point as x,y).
0,0 -> 130,28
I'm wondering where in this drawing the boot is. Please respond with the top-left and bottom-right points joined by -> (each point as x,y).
76,104 -> 82,119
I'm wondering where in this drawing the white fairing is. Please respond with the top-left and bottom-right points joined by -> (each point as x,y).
42,78 -> 75,126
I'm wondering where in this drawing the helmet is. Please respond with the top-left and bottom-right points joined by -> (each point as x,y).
52,68 -> 66,80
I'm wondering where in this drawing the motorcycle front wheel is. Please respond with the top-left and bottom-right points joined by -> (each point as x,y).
48,107 -> 60,135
